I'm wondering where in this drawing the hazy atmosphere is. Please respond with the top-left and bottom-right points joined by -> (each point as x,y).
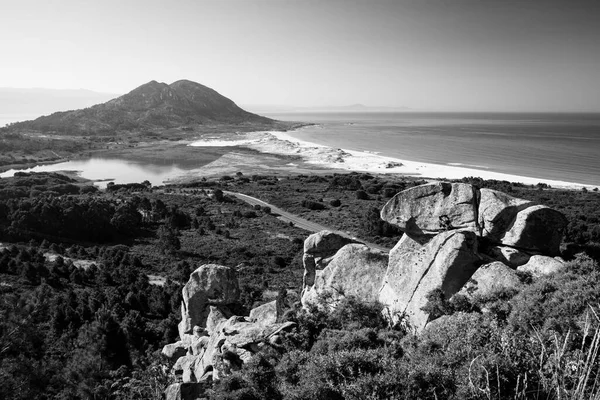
2,0 -> 600,111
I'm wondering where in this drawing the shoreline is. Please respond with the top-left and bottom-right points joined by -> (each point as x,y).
3,126 -> 597,191
189,128 -> 597,190
268,130 -> 597,190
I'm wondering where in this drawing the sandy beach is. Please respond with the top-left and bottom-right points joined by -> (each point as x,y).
189,129 -> 597,190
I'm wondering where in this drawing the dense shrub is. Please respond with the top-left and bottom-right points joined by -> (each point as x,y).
355,190 -> 369,200
328,174 -> 363,191
301,199 -> 326,210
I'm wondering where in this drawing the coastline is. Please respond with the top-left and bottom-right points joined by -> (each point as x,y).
190,128 -> 597,190
3,125 -> 596,191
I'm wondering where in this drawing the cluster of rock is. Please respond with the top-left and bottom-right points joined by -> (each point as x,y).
301,182 -> 568,332
162,264 -> 294,396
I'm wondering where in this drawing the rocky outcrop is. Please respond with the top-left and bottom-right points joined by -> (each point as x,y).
381,184 -> 567,257
174,316 -> 296,382
302,243 -> 388,308
300,182 -> 568,334
164,263 -> 295,384
178,264 -> 240,339
379,230 -> 483,331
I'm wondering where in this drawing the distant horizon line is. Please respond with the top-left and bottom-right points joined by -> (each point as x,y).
0,87 -> 598,114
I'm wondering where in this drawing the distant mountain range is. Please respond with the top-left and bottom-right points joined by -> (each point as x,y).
243,104 -> 411,114
5,80 -> 274,134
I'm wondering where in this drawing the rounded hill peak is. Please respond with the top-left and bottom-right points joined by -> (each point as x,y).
7,78 -> 273,134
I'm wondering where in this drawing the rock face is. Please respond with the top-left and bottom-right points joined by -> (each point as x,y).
302,243 -> 389,308
178,264 -> 240,339
300,182 -> 568,334
380,182 -> 480,236
478,188 -> 532,239
499,205 -> 567,256
379,230 -> 483,331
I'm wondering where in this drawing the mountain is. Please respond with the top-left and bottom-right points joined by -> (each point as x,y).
7,80 -> 273,134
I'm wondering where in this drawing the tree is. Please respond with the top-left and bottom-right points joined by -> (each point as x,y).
157,226 -> 180,255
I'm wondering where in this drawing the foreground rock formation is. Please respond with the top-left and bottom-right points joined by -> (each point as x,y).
301,182 -> 568,332
163,264 -> 294,397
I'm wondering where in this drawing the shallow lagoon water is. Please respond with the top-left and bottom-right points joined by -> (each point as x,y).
0,157 -> 188,188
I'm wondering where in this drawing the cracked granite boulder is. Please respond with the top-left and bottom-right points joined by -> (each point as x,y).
380,182 -> 480,237
301,243 -> 389,309
379,230 -> 483,332
301,231 -> 359,299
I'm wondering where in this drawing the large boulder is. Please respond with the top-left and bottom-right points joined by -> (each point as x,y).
162,336 -> 193,362
178,264 -> 240,339
381,184 -> 567,257
380,182 -> 480,236
249,298 -> 284,327
379,230 -> 483,332
478,189 -> 532,239
458,261 -> 522,299
302,243 -> 389,308
302,231 -> 358,294
304,230 -> 357,257
499,205 -> 567,256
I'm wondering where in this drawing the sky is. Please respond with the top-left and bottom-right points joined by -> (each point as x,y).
1,0 -> 600,112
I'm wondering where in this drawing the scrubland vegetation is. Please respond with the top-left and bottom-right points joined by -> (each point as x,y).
1,171 -> 599,399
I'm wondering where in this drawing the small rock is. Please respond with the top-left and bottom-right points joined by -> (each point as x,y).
458,261 -> 522,299
517,255 -> 566,277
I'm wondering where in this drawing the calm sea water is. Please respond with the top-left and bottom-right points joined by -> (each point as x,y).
264,112 -> 600,186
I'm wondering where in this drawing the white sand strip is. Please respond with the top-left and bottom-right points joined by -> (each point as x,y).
188,130 -> 596,190
266,131 -> 597,190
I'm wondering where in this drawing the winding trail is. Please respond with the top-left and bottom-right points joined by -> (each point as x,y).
224,191 -> 390,253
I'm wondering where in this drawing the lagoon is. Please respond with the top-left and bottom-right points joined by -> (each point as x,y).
0,157 -> 189,188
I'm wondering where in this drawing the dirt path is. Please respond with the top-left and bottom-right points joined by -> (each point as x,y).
224,191 -> 390,253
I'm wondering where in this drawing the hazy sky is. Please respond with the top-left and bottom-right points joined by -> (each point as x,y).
1,0 -> 599,111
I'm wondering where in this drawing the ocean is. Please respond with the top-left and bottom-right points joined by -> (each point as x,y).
263,112 -> 600,187
2,112 -> 599,187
